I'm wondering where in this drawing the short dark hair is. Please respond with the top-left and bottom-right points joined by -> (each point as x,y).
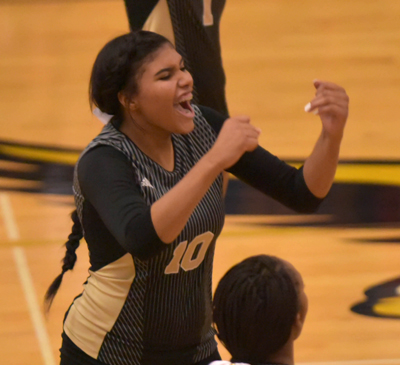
89,30 -> 172,119
212,255 -> 300,364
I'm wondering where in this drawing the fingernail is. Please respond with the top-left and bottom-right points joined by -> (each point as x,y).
256,128 -> 262,134
304,103 -> 312,112
313,79 -> 319,84
312,108 -> 319,115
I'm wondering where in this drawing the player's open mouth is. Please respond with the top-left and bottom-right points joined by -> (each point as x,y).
174,98 -> 195,118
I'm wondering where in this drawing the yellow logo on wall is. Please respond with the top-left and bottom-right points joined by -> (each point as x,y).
351,278 -> 400,319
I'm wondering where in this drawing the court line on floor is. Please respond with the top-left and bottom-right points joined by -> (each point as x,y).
0,192 -> 20,240
298,359 -> 400,365
13,247 -> 56,365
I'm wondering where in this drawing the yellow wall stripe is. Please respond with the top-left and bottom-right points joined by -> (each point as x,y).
0,145 -> 80,165
1,143 -> 400,187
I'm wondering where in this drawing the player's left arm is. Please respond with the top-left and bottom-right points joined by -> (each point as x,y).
302,80 -> 349,198
199,105 -> 323,213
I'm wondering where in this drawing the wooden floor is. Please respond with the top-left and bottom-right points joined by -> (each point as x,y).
1,0 -> 400,364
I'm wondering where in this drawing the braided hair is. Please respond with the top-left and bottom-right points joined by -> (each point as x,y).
44,210 -> 83,311
213,255 -> 301,364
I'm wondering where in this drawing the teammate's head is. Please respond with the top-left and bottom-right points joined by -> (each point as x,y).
213,255 -> 308,364
89,31 -> 173,120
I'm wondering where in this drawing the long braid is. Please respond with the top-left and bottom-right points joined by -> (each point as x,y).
44,210 -> 83,311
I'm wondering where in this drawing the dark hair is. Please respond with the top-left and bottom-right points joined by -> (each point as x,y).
89,30 -> 172,119
44,210 -> 83,311
212,255 -> 300,364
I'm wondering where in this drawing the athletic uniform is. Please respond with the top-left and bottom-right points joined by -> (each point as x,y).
60,105 -> 322,365
124,0 -> 229,116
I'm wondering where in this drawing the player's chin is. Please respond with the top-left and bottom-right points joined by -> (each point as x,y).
173,110 -> 195,134
176,119 -> 195,135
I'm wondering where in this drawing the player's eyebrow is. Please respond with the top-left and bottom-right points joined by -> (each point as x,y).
155,67 -> 173,76
154,58 -> 184,76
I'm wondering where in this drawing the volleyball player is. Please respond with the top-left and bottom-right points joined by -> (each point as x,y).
123,0 -> 229,115
45,31 -> 348,365
211,255 -> 308,365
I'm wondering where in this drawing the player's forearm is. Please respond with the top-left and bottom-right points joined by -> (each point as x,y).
303,130 -> 342,198
302,80 -> 348,198
151,155 -> 222,243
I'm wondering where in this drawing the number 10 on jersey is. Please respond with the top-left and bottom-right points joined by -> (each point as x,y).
164,232 -> 214,274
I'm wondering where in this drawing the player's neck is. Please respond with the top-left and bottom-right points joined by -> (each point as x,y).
265,341 -> 294,365
120,120 -> 175,171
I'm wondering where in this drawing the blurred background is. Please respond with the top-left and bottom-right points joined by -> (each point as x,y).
1,0 -> 400,364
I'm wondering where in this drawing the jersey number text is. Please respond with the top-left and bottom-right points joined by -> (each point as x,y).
164,231 -> 214,274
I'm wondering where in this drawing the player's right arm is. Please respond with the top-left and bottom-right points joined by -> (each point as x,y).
78,146 -> 166,260
150,116 -> 260,243
79,121 -> 259,254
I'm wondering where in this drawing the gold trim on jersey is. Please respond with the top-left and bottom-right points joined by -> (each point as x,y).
202,0 -> 214,26
143,0 -> 175,45
64,253 -> 135,359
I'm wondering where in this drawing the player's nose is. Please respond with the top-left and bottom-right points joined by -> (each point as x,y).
178,69 -> 193,89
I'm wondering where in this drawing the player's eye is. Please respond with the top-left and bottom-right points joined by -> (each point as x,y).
159,73 -> 171,80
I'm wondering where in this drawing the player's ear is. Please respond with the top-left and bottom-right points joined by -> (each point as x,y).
129,100 -> 138,112
118,91 -> 128,109
292,302 -> 307,341
118,92 -> 138,111
291,312 -> 303,341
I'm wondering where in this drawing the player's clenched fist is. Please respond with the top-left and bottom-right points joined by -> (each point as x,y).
208,115 -> 261,170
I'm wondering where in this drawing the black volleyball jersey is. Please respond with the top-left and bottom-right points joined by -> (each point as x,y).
66,106 -> 224,365
124,0 -> 228,115
64,105 -> 322,365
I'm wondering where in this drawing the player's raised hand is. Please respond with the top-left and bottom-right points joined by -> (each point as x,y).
209,115 -> 261,170
304,80 -> 349,140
